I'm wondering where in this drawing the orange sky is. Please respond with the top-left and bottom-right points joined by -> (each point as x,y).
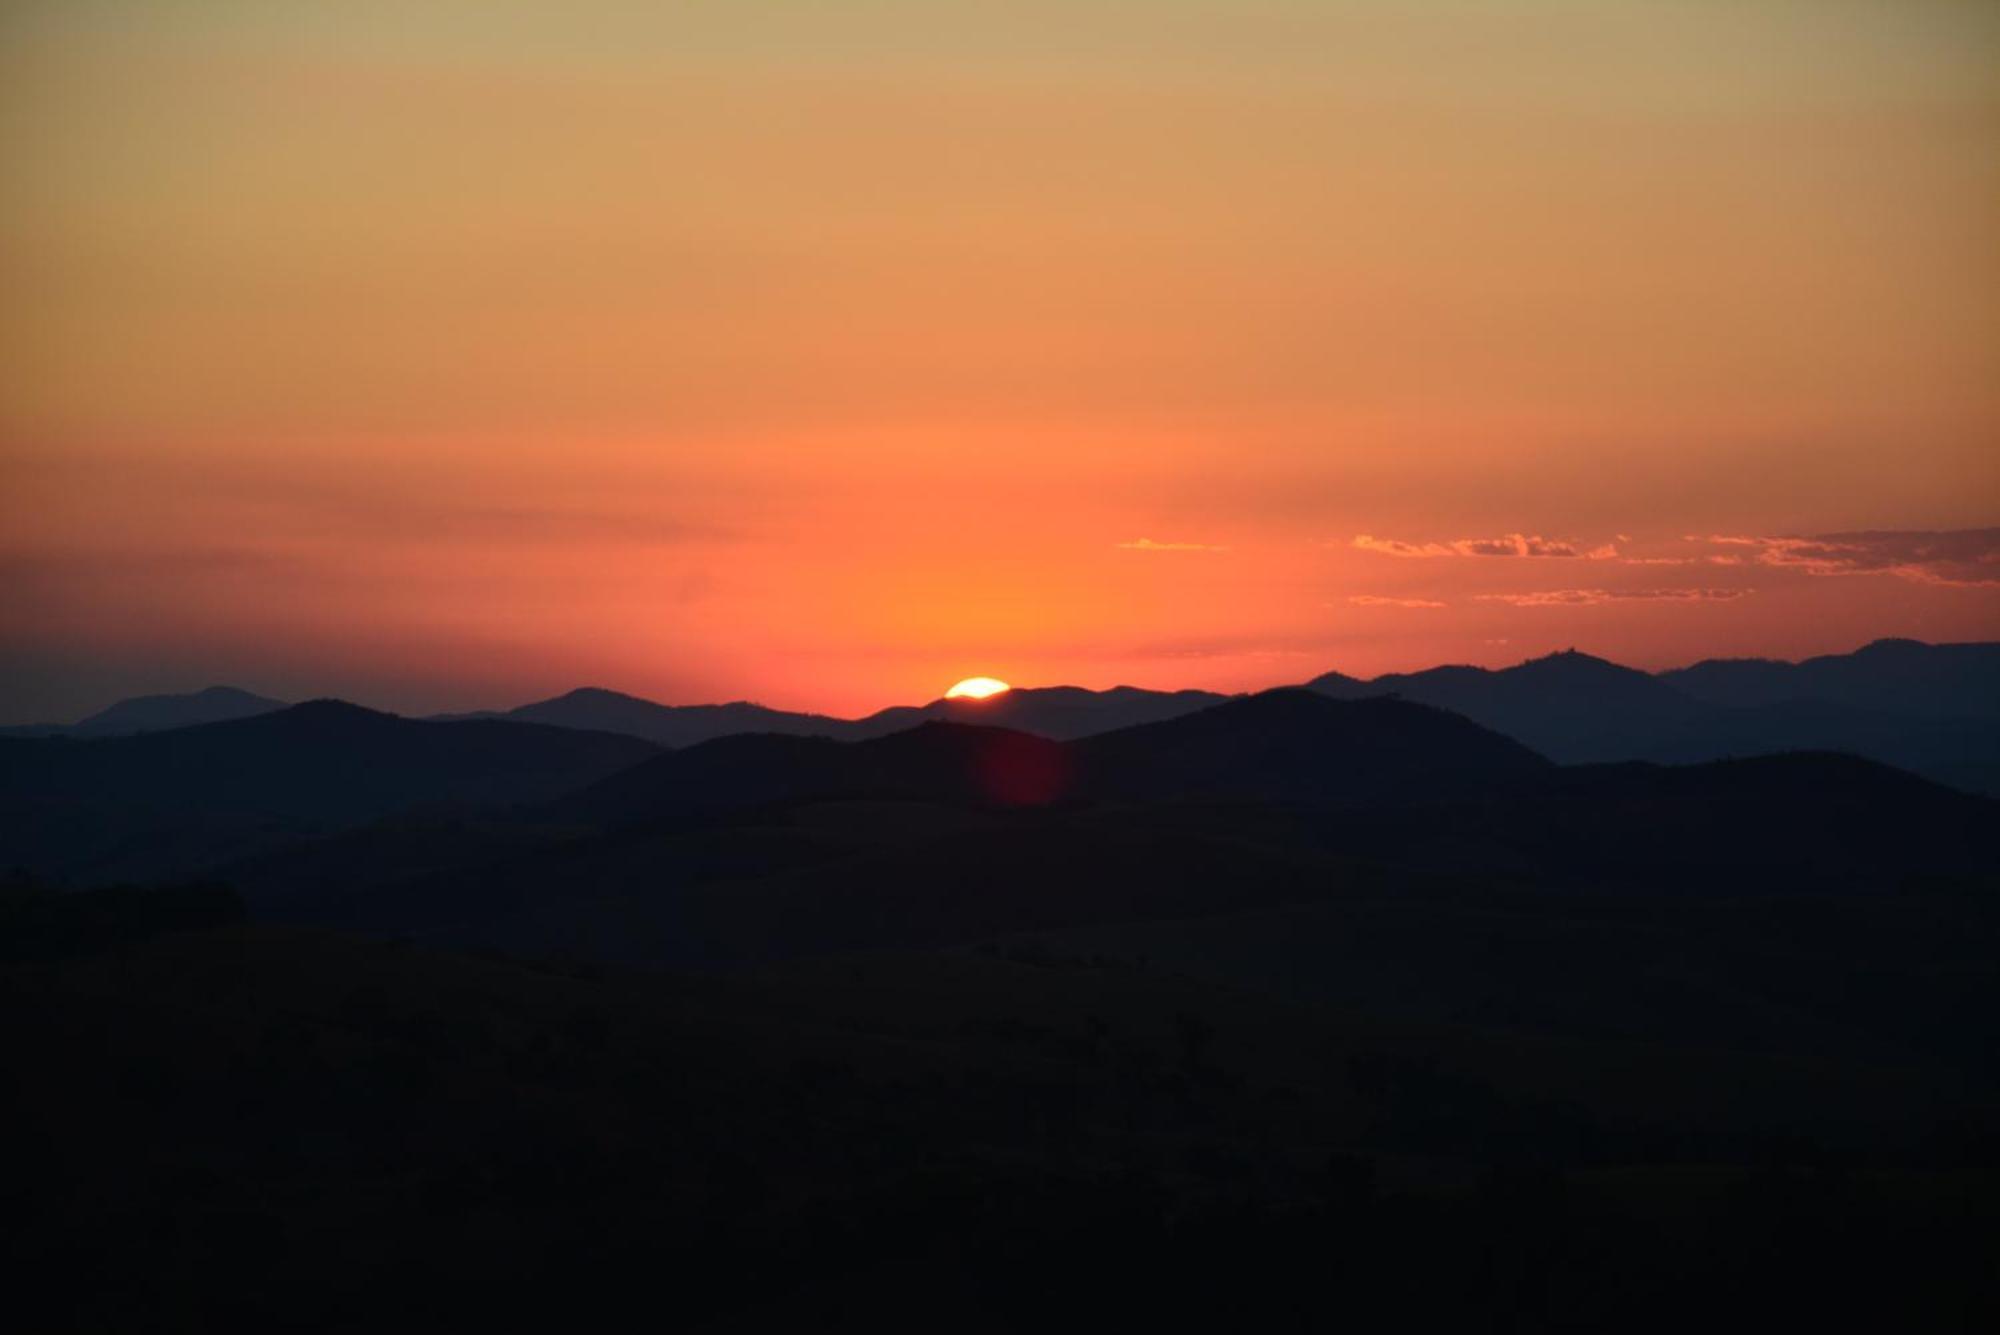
3,1 -> 1997,720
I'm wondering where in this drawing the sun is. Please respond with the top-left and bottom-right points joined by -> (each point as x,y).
945,676 -> 1011,700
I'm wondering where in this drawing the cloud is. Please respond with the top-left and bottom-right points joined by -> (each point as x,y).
1477,587 -> 1753,607
1346,594 -> 1447,609
1353,533 -> 1616,559
1118,538 -> 1227,552
1620,554 -> 1744,567
1694,529 -> 2000,587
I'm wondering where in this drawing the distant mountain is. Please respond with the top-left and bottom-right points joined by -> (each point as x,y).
0,685 -> 288,738
437,686 -> 855,748
1300,641 -> 2000,793
852,684 -> 1232,741
441,682 -> 1232,747
0,701 -> 657,883
75,685 -> 288,734
1306,649 -> 1704,762
1659,638 -> 2000,718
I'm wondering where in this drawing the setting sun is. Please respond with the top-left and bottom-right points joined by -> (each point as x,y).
945,677 -> 1012,701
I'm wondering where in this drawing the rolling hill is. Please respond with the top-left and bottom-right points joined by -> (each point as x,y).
0,701 -> 657,883
564,689 -> 1548,828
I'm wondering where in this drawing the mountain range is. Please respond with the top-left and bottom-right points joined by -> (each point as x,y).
1305,640 -> 2000,793
1658,636 -> 2000,716
434,681 -> 1234,746
9,669 -> 1992,915
11,637 -> 1994,793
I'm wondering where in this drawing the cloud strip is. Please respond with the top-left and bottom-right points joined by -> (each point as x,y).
1477,588 -> 1752,607
1354,533 -> 1617,559
1693,529 -> 2000,587
1119,537 -> 1228,552
1347,594 -> 1447,609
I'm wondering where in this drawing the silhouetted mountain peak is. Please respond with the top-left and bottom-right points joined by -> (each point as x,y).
547,686 -> 647,705
71,684 -> 287,736
272,699 -> 400,727
1303,668 -> 1367,692
1513,648 -> 1648,680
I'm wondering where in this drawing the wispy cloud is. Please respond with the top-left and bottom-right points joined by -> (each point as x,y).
1346,594 -> 1447,609
1119,537 -> 1228,552
1692,529 -> 2000,587
1619,554 -> 1744,567
1477,587 -> 1753,607
1353,533 -> 1617,559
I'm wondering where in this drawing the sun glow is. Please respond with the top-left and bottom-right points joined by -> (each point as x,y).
945,677 -> 1012,700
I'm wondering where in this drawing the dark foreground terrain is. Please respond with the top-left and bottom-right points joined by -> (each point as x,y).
4,689 -> 1998,1331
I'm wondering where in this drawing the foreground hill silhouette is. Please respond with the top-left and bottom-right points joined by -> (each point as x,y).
6,666 -> 1999,1331
10,845 -> 1997,1331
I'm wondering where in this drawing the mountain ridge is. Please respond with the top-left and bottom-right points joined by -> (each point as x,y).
14,637 -> 1995,791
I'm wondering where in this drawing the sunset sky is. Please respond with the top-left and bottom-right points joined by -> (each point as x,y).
3,1 -> 1996,721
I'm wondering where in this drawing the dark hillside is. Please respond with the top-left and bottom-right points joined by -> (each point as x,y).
0,703 -> 656,882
